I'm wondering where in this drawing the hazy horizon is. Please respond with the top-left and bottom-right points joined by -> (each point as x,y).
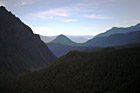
0,0 -> 140,36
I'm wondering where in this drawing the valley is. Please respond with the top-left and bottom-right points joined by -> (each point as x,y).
0,4 -> 140,93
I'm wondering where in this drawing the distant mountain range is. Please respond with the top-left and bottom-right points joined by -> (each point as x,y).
46,25 -> 140,57
95,23 -> 140,38
45,24 -> 140,48
84,30 -> 140,47
40,35 -> 92,43
0,6 -> 56,77
84,23 -> 140,47
67,35 -> 94,40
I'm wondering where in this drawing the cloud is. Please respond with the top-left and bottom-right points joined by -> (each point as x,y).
0,1 -> 5,6
59,18 -> 78,22
81,14 -> 113,19
27,8 -> 78,22
26,1 -> 114,22
28,8 -> 69,19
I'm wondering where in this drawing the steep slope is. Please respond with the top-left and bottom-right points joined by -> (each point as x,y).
0,6 -> 56,77
47,43 -> 101,57
95,23 -> 140,38
85,30 -> 140,47
2,47 -> 140,93
50,34 -> 80,46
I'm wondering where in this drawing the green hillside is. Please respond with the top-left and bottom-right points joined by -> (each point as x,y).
1,47 -> 140,93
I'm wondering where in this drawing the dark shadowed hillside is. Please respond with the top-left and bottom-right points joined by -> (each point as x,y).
1,47 -> 140,93
0,6 -> 56,77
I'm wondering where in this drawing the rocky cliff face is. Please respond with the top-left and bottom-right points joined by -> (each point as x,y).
0,6 -> 57,77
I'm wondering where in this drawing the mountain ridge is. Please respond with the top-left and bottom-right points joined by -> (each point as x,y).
85,30 -> 140,47
95,23 -> 140,38
0,6 -> 57,77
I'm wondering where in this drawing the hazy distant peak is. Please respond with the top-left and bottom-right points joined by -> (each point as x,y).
51,34 -> 80,46
60,34 -> 65,36
58,34 -> 67,37
54,34 -> 71,41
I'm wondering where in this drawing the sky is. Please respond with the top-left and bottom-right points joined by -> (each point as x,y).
0,0 -> 140,36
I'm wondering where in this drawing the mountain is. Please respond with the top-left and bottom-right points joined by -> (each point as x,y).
95,23 -> 140,38
40,35 -> 90,43
2,47 -> 140,92
85,30 -> 140,47
47,43 -> 101,57
50,34 -> 80,46
40,35 -> 56,43
0,6 -> 56,77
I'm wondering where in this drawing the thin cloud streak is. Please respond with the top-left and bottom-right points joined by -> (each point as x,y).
81,14 -> 113,19
28,8 -> 69,19
59,18 -> 78,22
27,8 -> 79,22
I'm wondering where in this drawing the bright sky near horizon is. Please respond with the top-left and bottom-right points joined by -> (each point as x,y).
0,0 -> 140,36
